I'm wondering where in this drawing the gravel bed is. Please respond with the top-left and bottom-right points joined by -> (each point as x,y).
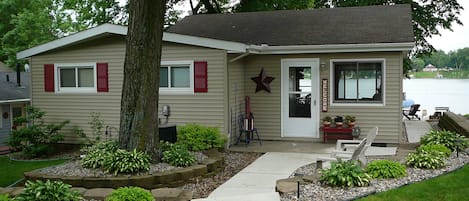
281,149 -> 469,201
36,151 -> 208,177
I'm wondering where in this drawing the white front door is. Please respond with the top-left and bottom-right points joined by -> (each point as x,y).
281,59 -> 320,138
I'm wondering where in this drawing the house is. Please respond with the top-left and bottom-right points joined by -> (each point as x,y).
0,68 -> 30,145
16,5 -> 413,145
423,64 -> 438,72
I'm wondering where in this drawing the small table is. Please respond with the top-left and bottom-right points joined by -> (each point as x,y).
321,127 -> 353,143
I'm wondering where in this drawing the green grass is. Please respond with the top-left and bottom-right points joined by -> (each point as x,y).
0,156 -> 68,187
357,164 -> 469,201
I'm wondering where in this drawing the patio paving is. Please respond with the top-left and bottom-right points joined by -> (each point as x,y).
404,119 -> 432,143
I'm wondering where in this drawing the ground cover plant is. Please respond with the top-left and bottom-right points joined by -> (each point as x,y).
14,180 -> 82,201
106,186 -> 154,201
161,142 -> 196,167
365,160 -> 407,179
406,151 -> 446,169
420,130 -> 468,151
0,156 -> 67,187
357,164 -> 469,201
320,160 -> 371,187
0,194 -> 10,201
417,144 -> 451,158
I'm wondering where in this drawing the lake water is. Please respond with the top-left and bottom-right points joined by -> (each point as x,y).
403,79 -> 469,117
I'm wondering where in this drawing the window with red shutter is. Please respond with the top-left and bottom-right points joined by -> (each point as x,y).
44,64 -> 55,92
194,61 -> 208,93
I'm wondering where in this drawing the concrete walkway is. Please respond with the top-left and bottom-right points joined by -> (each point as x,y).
193,152 -> 330,201
404,120 -> 432,143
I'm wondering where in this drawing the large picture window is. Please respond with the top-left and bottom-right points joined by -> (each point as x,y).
56,63 -> 96,93
160,61 -> 194,94
332,60 -> 384,104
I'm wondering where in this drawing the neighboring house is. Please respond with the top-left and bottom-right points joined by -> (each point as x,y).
0,61 -> 13,73
0,70 -> 30,145
16,5 -> 413,145
423,64 -> 437,72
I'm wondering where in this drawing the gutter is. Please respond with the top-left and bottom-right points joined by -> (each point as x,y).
0,99 -> 31,104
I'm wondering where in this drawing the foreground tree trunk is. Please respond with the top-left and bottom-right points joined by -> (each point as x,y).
119,0 -> 165,162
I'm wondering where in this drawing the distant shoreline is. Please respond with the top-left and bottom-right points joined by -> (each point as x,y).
408,71 -> 469,79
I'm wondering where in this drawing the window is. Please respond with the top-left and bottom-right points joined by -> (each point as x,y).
160,61 -> 194,94
332,60 -> 384,104
55,63 -> 96,93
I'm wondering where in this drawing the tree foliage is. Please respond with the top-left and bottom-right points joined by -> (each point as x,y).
234,0 -> 315,12
411,48 -> 469,71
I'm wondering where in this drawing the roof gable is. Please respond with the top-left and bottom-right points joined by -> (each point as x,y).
167,4 -> 414,46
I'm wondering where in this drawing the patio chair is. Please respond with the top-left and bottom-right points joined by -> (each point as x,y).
332,127 -> 379,165
235,113 -> 261,146
403,104 -> 421,120
317,138 -> 368,168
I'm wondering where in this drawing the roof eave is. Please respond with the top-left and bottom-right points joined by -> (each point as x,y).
0,98 -> 31,104
163,33 -> 247,53
247,42 -> 415,54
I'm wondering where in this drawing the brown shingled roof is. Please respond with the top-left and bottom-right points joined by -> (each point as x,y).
167,4 -> 414,46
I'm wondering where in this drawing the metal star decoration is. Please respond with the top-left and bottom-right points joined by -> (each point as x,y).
251,68 -> 275,93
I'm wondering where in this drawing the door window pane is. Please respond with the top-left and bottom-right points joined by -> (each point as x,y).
289,94 -> 311,118
171,66 -> 190,87
60,68 -> 76,87
160,67 -> 168,87
78,68 -> 94,87
288,67 -> 311,118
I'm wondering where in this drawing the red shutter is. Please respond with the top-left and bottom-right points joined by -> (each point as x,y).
44,64 -> 54,92
194,61 -> 208,93
97,63 -> 108,92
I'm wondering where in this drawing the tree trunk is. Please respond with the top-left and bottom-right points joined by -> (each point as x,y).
119,0 -> 165,163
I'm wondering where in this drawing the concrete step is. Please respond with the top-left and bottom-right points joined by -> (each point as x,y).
192,192 -> 280,201
0,146 -> 11,155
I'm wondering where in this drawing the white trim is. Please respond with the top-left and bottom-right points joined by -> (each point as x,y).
248,43 -> 414,54
17,24 -> 127,59
163,33 -> 247,53
160,60 -> 194,95
55,63 -> 97,94
329,58 -> 386,107
281,58 -> 320,138
0,99 -> 31,104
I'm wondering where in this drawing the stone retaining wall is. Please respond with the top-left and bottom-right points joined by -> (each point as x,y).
23,149 -> 224,189
439,112 -> 469,137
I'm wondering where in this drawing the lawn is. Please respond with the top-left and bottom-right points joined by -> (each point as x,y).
0,156 -> 68,187
358,164 -> 469,201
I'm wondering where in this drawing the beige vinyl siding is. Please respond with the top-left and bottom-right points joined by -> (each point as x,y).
30,36 -> 227,143
227,55 -> 246,145
242,52 -> 403,143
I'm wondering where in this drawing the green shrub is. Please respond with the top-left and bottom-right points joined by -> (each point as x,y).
103,149 -> 151,175
177,124 -> 226,151
320,160 -> 371,187
8,106 -> 69,158
106,186 -> 154,201
420,130 -> 468,151
417,144 -> 452,158
0,194 -> 10,201
162,143 -> 196,167
14,180 -> 82,201
405,152 -> 446,169
365,160 -> 407,179
81,141 -> 119,169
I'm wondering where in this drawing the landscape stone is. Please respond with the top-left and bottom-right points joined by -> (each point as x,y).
152,188 -> 192,201
0,187 -> 14,195
71,187 -> 88,195
9,187 -> 24,197
276,178 -> 300,193
83,188 -> 114,200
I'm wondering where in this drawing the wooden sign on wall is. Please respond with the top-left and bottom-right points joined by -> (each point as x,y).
322,79 -> 328,112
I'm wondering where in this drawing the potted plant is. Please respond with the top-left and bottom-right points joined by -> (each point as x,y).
334,116 -> 344,127
345,115 -> 356,128
322,116 -> 333,127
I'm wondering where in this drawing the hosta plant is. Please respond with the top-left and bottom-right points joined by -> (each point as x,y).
162,143 -> 196,167
320,160 -> 371,187
365,160 -> 407,179
420,130 -> 468,151
106,186 -> 154,201
14,180 -> 82,201
417,144 -> 452,158
406,152 -> 446,169
0,194 -> 10,201
103,149 -> 151,175
81,141 -> 119,169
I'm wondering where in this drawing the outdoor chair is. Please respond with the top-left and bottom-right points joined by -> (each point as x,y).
236,113 -> 261,146
403,104 -> 421,120
317,138 -> 368,168
332,127 -> 379,165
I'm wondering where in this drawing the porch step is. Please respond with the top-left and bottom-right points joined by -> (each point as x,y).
0,146 -> 11,155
